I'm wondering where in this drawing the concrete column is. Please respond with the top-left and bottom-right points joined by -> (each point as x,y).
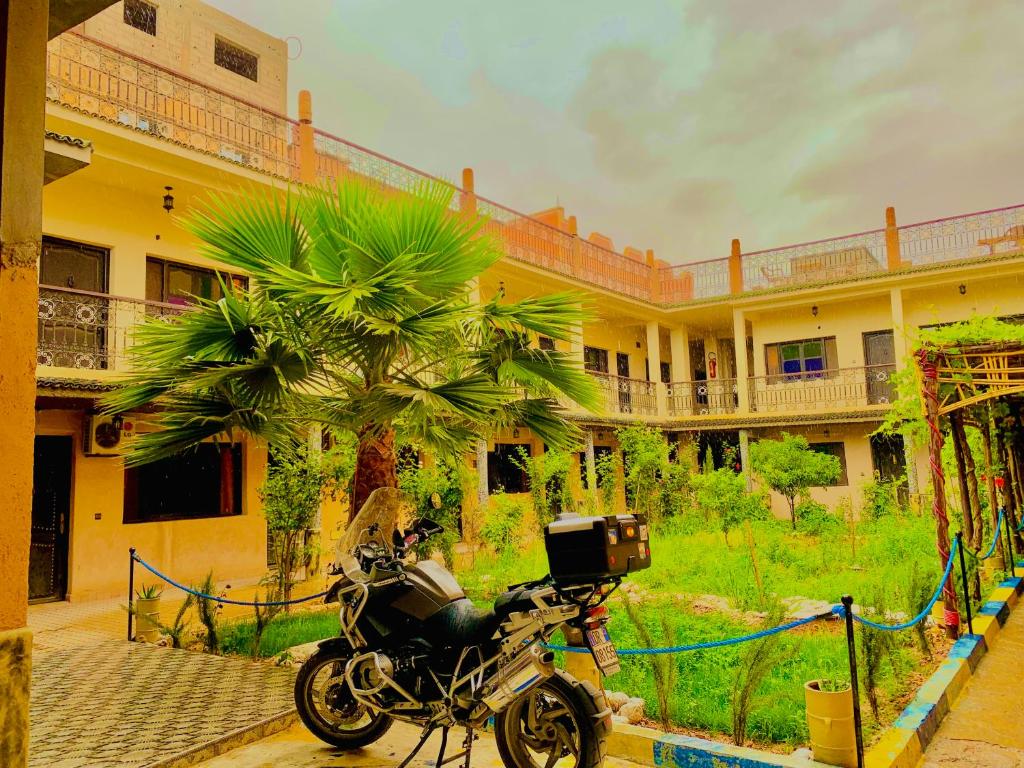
890,287 -> 918,494
476,439 -> 489,509
732,308 -> 750,413
669,325 -> 691,383
460,167 -> 477,218
0,3 -> 49,765
885,206 -> 901,271
645,320 -> 666,415
729,238 -> 743,294
297,90 -> 316,184
738,429 -> 753,492
584,429 -> 598,506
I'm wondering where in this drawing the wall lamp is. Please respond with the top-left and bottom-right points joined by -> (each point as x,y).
959,284 -> 967,295
811,305 -> 819,317
162,186 -> 174,213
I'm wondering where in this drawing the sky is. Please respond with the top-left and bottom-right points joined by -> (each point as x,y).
209,0 -> 1024,266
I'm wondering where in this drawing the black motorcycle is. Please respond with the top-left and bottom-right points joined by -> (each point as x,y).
293,489 -> 651,768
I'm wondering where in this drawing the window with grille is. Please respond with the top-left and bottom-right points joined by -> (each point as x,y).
584,346 -> 609,373
764,337 -> 837,381
215,37 -> 258,81
808,441 -> 848,486
538,336 -> 555,351
146,257 -> 247,306
123,0 -> 157,36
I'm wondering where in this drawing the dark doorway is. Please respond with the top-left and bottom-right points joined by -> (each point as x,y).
30,436 -> 73,602
863,330 -> 896,404
695,430 -> 740,472
870,433 -> 909,503
616,352 -> 631,412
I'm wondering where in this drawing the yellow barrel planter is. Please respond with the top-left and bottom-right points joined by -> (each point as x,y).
134,585 -> 163,643
805,680 -> 856,767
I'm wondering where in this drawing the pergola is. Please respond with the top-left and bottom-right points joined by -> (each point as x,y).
917,341 -> 1024,637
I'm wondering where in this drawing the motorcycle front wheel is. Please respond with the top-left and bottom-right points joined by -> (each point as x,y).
494,670 -> 611,768
294,647 -> 393,748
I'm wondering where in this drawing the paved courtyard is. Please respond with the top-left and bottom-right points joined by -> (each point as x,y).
922,603 -> 1024,767
28,597 -> 298,768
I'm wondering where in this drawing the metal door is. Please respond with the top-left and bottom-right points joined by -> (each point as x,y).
616,352 -> 631,413
863,330 -> 896,404
38,237 -> 110,369
29,436 -> 73,602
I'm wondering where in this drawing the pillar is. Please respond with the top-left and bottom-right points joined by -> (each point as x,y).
669,325 -> 691,383
732,308 -> 750,413
584,429 -> 598,508
297,90 -> 316,184
460,167 -> 477,218
885,206 -> 901,271
739,429 -> 752,492
0,2 -> 49,765
476,439 -> 489,509
646,249 -> 660,303
729,238 -> 743,294
570,306 -> 585,368
890,288 -> 918,495
646,320 -> 666,415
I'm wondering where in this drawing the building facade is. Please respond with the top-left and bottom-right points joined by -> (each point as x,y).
31,0 -> 1024,603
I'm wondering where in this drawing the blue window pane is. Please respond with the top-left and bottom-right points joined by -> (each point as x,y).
782,360 -> 802,374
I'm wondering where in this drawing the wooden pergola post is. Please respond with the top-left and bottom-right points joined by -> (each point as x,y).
916,349 -> 959,639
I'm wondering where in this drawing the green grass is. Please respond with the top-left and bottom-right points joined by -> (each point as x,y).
221,608 -> 339,658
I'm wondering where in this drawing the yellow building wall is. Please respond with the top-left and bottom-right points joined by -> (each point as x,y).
36,408 -> 269,602
902,273 -> 1024,331
77,0 -> 288,113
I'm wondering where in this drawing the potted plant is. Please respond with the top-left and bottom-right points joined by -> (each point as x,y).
804,677 -> 856,768
134,584 -> 163,643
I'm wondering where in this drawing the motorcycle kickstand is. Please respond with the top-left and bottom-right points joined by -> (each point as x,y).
435,727 -> 449,768
396,724 -> 436,768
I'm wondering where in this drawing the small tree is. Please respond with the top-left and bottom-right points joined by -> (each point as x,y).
750,434 -> 841,529
398,451 -> 470,566
692,467 -> 763,545
617,425 -> 672,521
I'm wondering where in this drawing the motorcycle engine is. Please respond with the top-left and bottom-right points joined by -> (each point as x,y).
348,640 -> 442,712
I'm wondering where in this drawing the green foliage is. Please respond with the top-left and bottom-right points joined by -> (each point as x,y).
102,177 -> 599,482
480,492 -> 527,555
617,425 -> 673,521
194,572 -> 223,654
398,452 -> 469,565
903,563 -> 932,659
135,584 -> 162,600
221,608 -> 338,658
859,590 -> 895,723
750,434 -> 841,528
691,468 -> 764,545
595,450 -> 621,514
861,473 -> 903,521
621,597 -> 677,731
512,446 -> 575,530
730,602 -> 797,746
795,499 -> 843,535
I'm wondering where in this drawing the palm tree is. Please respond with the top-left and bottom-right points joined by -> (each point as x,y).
102,178 -> 598,518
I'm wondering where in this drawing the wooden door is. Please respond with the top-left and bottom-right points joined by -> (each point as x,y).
29,436 -> 73,602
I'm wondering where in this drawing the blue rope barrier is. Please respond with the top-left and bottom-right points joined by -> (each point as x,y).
132,552 -> 328,607
850,537 -> 958,632
546,607 -> 842,655
976,509 -> 1004,561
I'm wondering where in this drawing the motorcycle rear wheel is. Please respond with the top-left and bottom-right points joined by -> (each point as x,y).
495,670 -> 611,768
294,647 -> 393,748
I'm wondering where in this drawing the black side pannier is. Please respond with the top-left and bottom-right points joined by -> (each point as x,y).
544,514 -> 651,585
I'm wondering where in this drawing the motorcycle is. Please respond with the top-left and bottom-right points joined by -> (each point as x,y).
293,488 -> 651,768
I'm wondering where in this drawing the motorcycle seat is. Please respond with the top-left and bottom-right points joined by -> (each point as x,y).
429,598 -> 502,646
493,588 -> 541,619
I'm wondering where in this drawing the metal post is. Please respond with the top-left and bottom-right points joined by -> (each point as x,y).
842,595 -> 865,768
956,533 -> 973,636
127,547 -> 136,641
1003,509 -> 1016,577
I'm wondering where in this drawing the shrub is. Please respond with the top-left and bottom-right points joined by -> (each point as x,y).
398,453 -> 468,566
750,434 -> 841,529
621,596 -> 677,731
862,473 -> 903,521
194,572 -> 224,654
596,450 -> 621,514
618,425 -> 673,521
512,447 -> 575,531
692,467 -> 765,545
481,492 -> 527,555
731,603 -> 797,746
795,500 -> 842,535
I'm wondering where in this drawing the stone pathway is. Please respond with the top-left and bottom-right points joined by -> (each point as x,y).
28,596 -> 303,768
194,719 -> 643,768
922,603 -> 1024,767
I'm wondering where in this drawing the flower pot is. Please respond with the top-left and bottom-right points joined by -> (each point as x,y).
135,596 -> 161,643
804,680 -> 856,768
931,601 -> 946,626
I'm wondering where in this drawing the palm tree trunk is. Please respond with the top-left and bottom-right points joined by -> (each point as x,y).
351,425 -> 398,521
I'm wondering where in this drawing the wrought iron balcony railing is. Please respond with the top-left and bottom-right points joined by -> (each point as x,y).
586,371 -> 658,417
666,378 -> 738,416
37,286 -> 182,371
748,364 -> 896,414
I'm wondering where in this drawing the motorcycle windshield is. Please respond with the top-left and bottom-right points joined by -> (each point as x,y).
337,486 -> 417,559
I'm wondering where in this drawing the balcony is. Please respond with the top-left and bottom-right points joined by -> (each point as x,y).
587,372 -> 658,417
667,379 -> 738,417
748,365 -> 896,414
37,286 -> 181,372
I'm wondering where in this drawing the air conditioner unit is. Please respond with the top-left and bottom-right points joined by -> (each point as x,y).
83,414 -> 136,456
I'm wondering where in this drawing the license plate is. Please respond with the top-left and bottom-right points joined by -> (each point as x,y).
585,626 -> 620,677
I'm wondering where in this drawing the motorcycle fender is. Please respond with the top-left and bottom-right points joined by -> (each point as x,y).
315,637 -> 352,655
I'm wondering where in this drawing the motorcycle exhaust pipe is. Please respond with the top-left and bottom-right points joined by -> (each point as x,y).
480,646 -> 556,713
